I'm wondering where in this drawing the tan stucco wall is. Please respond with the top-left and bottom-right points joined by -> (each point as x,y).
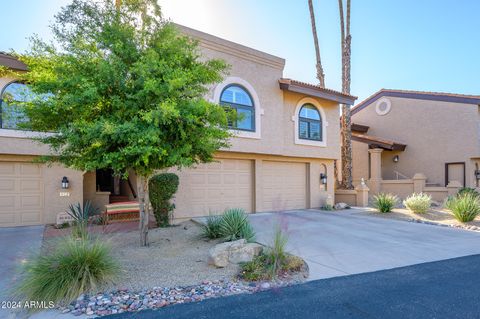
184,26 -> 341,161
352,96 -> 480,187
83,171 -> 110,213
0,154 -> 83,225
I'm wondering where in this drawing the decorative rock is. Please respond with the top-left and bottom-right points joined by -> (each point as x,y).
208,239 -> 263,267
334,202 -> 350,210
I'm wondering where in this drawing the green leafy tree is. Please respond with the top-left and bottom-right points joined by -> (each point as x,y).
12,0 -> 231,246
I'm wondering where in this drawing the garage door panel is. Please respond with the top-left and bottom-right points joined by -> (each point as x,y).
261,161 -> 307,211
20,164 -> 42,175
20,211 -> 41,223
0,162 -> 15,175
20,180 -> 42,192
0,162 -> 44,227
0,179 -> 15,191
178,159 -> 253,217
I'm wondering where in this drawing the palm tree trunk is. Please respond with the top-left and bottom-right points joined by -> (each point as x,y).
339,0 -> 354,189
308,0 -> 326,87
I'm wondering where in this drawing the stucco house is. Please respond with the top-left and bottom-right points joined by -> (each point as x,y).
350,89 -> 480,201
0,25 -> 356,227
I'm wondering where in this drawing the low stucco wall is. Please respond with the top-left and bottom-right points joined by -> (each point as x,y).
380,180 -> 414,199
334,189 -> 357,206
424,187 -> 449,203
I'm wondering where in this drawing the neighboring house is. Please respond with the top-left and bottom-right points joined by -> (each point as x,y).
350,89 -> 480,200
0,26 -> 356,227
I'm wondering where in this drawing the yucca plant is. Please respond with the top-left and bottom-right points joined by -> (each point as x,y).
219,208 -> 255,242
403,193 -> 431,214
16,237 -> 119,307
445,193 -> 480,222
66,201 -> 99,239
373,193 -> 398,213
202,215 -> 223,239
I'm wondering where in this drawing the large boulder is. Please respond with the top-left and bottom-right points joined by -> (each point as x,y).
208,239 -> 263,268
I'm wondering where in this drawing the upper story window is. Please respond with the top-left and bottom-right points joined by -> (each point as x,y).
220,85 -> 255,132
0,82 -> 30,129
298,103 -> 322,141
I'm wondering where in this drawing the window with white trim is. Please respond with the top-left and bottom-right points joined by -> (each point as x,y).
298,103 -> 322,141
0,82 -> 31,129
220,85 -> 255,132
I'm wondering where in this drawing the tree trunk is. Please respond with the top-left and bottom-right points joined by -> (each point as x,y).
339,0 -> 354,190
137,174 -> 150,246
308,0 -> 326,87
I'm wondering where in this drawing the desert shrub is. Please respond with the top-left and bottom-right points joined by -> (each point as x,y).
445,193 -> 480,222
67,201 -> 98,239
457,187 -> 480,198
372,193 -> 398,213
149,173 -> 179,227
219,208 -> 255,242
403,193 -> 431,214
282,255 -> 304,272
321,204 -> 334,211
16,238 -> 119,307
202,215 -> 223,239
239,255 -> 269,281
265,226 -> 288,278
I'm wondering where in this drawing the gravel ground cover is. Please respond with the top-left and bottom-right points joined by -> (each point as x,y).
360,207 -> 480,231
103,221 -> 239,290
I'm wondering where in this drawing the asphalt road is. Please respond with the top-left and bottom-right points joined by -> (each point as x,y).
106,254 -> 480,319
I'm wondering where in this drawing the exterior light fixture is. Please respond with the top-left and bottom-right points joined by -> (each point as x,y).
320,173 -> 327,185
61,176 -> 69,189
393,155 -> 399,163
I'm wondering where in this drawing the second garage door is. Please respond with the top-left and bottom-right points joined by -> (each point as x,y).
262,161 -> 308,211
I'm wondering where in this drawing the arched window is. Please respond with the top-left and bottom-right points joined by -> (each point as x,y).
220,85 -> 255,131
298,103 -> 322,141
0,82 -> 30,129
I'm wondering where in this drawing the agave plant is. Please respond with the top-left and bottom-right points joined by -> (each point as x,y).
219,208 -> 255,242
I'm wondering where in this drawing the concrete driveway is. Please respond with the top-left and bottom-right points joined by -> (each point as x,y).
249,209 -> 480,280
0,226 -> 44,317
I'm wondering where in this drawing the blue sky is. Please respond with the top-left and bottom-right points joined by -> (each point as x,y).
1,0 -> 479,102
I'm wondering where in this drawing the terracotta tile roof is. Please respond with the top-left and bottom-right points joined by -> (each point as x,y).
352,132 -> 406,151
0,52 -> 27,71
279,78 -> 357,105
352,88 -> 480,114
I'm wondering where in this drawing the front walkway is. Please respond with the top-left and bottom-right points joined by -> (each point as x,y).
249,209 -> 480,280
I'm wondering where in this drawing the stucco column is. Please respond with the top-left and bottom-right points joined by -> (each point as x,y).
368,148 -> 383,194
412,173 -> 427,193
354,179 -> 370,207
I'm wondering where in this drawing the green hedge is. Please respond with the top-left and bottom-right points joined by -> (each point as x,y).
149,173 -> 179,227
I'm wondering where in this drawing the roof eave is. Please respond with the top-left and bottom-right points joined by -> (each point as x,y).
279,81 -> 357,105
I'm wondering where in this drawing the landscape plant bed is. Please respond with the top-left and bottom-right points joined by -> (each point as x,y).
50,221 -> 307,317
362,208 -> 480,232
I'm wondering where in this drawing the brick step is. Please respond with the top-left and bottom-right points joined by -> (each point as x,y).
109,195 -> 131,203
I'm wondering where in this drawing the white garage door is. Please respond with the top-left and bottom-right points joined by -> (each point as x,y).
0,162 -> 44,227
180,159 -> 253,216
262,161 -> 307,211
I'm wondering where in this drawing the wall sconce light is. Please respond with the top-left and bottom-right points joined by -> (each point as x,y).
393,155 -> 399,163
320,173 -> 327,185
61,176 -> 69,189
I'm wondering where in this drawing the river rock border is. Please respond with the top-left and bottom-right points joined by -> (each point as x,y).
61,279 -> 304,317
